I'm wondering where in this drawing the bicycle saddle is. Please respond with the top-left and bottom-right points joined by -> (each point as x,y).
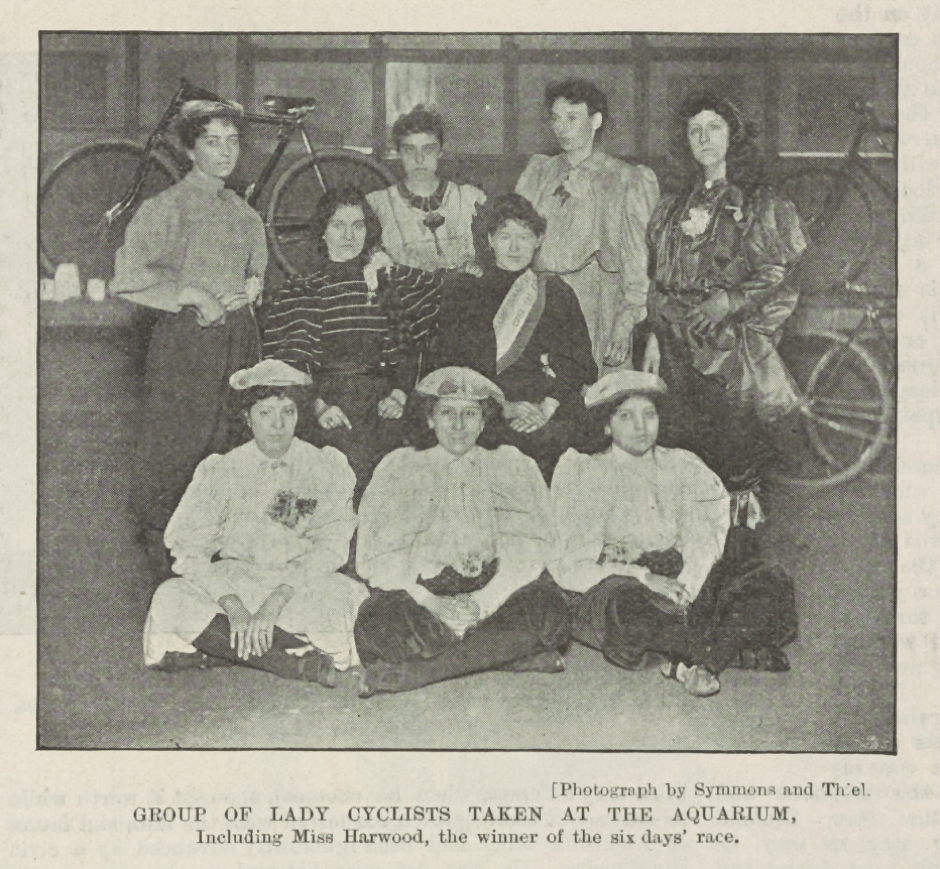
263,95 -> 317,115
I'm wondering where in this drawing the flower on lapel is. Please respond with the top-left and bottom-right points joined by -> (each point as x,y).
725,204 -> 744,223
680,206 -> 711,237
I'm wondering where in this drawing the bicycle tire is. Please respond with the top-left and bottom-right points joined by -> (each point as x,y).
39,140 -> 179,279
266,149 -> 398,276
772,333 -> 892,489
778,168 -> 875,288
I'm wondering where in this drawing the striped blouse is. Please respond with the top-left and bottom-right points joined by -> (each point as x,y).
263,260 -> 442,390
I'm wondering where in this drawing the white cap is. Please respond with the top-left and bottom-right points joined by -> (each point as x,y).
229,359 -> 312,390
178,98 -> 244,121
415,367 -> 504,402
583,371 -> 667,408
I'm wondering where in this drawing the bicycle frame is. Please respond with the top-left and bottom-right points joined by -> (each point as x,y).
842,101 -> 897,201
102,79 -> 220,227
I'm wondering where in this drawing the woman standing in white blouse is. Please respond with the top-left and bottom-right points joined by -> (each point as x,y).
551,371 -> 796,697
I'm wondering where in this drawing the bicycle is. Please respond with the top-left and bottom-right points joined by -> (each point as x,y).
39,78 -> 398,281
777,97 -> 896,292
773,279 -> 896,489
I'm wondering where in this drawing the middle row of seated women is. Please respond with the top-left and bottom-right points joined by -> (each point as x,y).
145,361 -> 797,700
262,188 -> 598,496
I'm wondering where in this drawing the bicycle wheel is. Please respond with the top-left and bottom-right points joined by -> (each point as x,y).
40,141 -> 178,280
773,334 -> 892,489
266,149 -> 397,276
778,168 -> 875,289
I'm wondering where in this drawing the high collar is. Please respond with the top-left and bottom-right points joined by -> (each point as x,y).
427,444 -> 482,465
182,169 -> 228,196
249,437 -> 298,468
563,148 -> 606,173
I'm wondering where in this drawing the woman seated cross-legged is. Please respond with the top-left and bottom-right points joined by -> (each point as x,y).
143,359 -> 368,686
431,193 -> 598,481
354,366 -> 572,697
550,370 -> 797,697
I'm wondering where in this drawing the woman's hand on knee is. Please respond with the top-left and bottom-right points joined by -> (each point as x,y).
378,390 -> 406,420
642,333 -> 661,375
219,594 -> 253,659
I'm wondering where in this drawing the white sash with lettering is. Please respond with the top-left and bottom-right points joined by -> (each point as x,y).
493,269 -> 546,375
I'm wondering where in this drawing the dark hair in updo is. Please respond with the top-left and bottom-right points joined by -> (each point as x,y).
391,104 -> 445,150
584,390 -> 672,454
545,78 -> 608,132
235,384 -> 309,419
486,193 -> 547,239
671,91 -> 763,190
176,108 -> 244,150
405,393 -> 501,451
312,187 -> 384,266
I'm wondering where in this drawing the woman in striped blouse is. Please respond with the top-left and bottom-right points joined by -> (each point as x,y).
263,187 -> 442,503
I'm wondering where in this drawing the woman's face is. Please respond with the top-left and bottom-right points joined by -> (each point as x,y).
550,97 -> 602,155
687,109 -> 730,172
324,204 -> 368,262
489,219 -> 541,271
187,118 -> 240,179
248,395 -> 298,459
607,395 -> 659,457
399,132 -> 442,186
428,397 -> 485,457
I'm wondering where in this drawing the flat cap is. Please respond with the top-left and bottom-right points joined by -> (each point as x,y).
229,359 -> 312,390
178,98 -> 244,121
415,367 -> 505,402
583,370 -> 667,408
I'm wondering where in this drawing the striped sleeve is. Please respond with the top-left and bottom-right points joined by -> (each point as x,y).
393,265 -> 443,343
262,275 -> 323,373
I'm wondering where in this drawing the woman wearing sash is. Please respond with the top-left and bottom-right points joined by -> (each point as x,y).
432,193 -> 597,480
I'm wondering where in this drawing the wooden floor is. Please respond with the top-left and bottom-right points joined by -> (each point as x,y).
37,334 -> 895,751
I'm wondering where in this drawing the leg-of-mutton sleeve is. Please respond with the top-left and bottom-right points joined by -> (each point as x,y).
550,449 -> 614,593
111,196 -> 187,312
469,447 -> 554,619
726,187 -> 807,333
611,164 -> 661,332
671,450 -> 731,601
355,449 -> 437,608
289,446 -> 358,576
383,265 -> 443,393
164,453 -> 229,593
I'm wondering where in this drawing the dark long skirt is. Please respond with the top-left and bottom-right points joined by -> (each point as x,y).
355,572 -> 571,674
572,529 -> 798,675
135,305 -> 260,532
633,318 -> 775,489
298,373 -> 406,505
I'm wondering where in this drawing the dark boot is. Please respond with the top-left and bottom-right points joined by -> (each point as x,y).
192,614 -> 336,687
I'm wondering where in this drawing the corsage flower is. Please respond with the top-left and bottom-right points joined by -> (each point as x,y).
680,206 -> 712,237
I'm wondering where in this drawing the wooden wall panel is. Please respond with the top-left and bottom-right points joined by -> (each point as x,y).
138,34 -> 238,129
385,62 -> 504,154
517,63 -> 637,157
647,60 -> 765,156
252,61 -> 373,148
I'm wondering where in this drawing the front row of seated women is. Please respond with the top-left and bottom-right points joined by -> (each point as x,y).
144,359 -> 796,698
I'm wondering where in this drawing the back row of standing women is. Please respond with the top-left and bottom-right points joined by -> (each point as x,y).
112,79 -> 807,594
